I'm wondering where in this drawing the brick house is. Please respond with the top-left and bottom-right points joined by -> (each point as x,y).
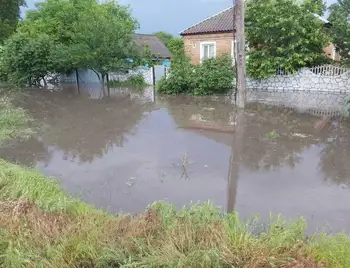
180,7 -> 339,65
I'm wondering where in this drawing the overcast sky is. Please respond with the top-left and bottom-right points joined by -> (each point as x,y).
23,0 -> 338,35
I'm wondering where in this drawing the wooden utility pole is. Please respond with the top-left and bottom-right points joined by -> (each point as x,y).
234,0 -> 246,108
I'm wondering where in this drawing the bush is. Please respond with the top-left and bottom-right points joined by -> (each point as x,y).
108,73 -> 147,87
157,54 -> 235,95
127,74 -> 147,86
192,54 -> 235,95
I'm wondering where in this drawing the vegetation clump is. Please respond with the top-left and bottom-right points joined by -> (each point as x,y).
108,73 -> 147,87
157,54 -> 235,95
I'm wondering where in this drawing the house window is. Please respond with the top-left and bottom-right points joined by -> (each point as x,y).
200,41 -> 216,62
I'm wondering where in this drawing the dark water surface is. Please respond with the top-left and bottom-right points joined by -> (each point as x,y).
2,87 -> 350,233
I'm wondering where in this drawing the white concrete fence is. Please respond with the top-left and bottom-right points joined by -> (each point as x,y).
247,65 -> 350,93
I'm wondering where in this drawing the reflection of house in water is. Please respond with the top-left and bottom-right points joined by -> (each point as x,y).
166,100 -> 350,213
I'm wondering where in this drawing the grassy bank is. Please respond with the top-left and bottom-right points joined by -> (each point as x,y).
0,92 -> 33,145
1,92 -> 350,267
1,161 -> 350,268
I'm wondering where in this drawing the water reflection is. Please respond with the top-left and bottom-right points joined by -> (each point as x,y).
319,121 -> 350,184
2,87 -> 350,233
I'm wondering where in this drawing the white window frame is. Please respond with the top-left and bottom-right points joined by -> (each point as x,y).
200,41 -> 216,63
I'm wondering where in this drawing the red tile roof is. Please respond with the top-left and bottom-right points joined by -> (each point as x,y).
181,7 -> 234,36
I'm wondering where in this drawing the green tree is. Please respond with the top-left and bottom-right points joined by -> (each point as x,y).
301,0 -> 326,15
246,0 -> 329,78
154,31 -> 173,47
328,0 -> 350,66
154,31 -> 184,56
0,0 -> 138,87
168,37 -> 184,56
1,32 -> 56,86
0,0 -> 26,42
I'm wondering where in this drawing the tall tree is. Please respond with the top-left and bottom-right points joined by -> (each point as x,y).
154,31 -> 173,47
246,0 -> 329,79
154,31 -> 184,56
301,0 -> 326,15
328,0 -> 350,66
0,0 -> 138,86
0,0 -> 26,42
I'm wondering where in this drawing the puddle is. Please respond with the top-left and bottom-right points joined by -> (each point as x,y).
1,87 -> 350,233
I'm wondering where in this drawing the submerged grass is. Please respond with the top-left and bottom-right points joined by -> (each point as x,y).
1,90 -> 350,267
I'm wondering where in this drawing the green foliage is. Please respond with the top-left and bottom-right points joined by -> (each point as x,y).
266,130 -> 280,138
1,33 -> 56,86
246,0 -> 329,79
108,74 -> 147,87
154,31 -> 174,47
192,54 -> 234,95
0,0 -> 26,42
0,93 -> 33,144
0,160 -> 92,214
154,31 -> 184,56
157,54 -> 234,95
328,0 -> 350,66
168,37 -> 184,56
0,46 -> 7,81
301,0 -> 326,16
0,0 -> 138,86
157,54 -> 194,95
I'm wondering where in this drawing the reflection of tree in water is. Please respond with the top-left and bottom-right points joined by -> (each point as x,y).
0,137 -> 52,166
15,91 -> 150,163
319,120 -> 350,184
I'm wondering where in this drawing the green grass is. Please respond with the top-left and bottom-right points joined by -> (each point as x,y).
1,90 -> 350,267
0,94 -> 33,144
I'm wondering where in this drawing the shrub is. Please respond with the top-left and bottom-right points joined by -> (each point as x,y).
192,54 -> 235,95
127,74 -> 147,86
157,54 -> 194,94
157,54 -> 235,95
108,73 -> 147,87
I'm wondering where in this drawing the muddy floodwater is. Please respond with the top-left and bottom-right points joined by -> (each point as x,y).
2,87 -> 350,234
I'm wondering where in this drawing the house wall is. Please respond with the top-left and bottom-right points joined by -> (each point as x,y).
324,43 -> 341,61
183,32 -> 234,65
183,33 -> 340,64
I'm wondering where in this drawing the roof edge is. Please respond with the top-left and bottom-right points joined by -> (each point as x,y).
179,6 -> 233,36
181,30 -> 234,36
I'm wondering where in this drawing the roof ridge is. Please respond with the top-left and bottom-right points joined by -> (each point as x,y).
179,6 -> 233,35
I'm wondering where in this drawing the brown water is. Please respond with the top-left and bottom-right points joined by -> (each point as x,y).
2,87 -> 350,233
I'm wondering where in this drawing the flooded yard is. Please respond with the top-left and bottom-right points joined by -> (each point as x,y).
1,87 -> 350,234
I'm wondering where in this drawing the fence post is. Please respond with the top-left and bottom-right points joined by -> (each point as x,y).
152,67 -> 155,86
